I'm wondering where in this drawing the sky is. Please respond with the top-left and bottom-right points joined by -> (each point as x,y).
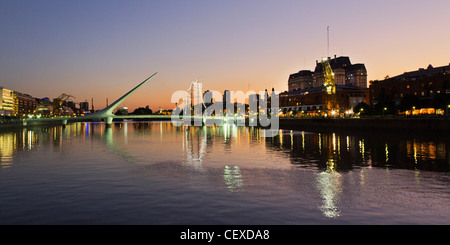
1,0 -> 449,111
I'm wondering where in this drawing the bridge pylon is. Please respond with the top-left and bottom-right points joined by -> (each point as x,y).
83,72 -> 158,125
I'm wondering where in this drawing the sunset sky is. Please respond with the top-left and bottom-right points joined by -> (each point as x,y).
1,0 -> 449,111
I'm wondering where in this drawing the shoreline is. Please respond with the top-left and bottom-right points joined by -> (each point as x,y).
1,117 -> 449,135
278,117 -> 450,135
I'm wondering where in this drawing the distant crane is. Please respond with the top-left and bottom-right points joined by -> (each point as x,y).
321,58 -> 338,112
53,93 -> 76,116
322,59 -> 336,95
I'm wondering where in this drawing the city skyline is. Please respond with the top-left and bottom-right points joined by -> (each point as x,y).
1,0 -> 449,111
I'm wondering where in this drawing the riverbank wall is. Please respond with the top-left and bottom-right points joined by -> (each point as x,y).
2,117 -> 449,136
278,117 -> 450,135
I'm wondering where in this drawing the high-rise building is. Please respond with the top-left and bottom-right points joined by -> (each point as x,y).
189,80 -> 203,116
0,87 -> 14,116
80,101 -> 89,112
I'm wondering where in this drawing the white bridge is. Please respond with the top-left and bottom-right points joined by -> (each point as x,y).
24,72 -> 277,130
24,72 -> 170,126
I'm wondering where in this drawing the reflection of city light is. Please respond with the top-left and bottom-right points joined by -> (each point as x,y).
332,133 -> 336,151
326,159 -> 336,173
84,123 -> 89,138
346,136 -> 350,151
385,143 -> 389,163
359,139 -> 365,161
301,131 -> 305,152
413,141 -> 418,164
406,140 -> 443,163
290,130 -> 293,151
279,129 -> 283,149
123,122 -> 128,144
28,130 -> 33,150
223,165 -> 244,193
185,127 -> 207,168
316,161 -> 342,218
318,133 -> 322,154
0,133 -> 15,169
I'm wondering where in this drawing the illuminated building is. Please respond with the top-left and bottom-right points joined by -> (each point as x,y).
0,87 -> 14,116
370,63 -> 450,114
188,80 -> 203,116
313,56 -> 367,89
280,85 -> 369,115
281,56 -> 369,115
35,97 -> 53,117
13,91 -> 37,116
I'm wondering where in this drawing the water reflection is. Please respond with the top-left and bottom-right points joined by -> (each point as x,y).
0,132 -> 15,168
316,160 -> 342,218
184,126 -> 207,168
2,123 -> 449,169
267,129 -> 449,172
1,122 -> 449,222
1,122 -> 449,172
224,165 -> 244,193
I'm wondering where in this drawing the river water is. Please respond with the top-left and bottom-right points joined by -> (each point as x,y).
0,121 -> 449,224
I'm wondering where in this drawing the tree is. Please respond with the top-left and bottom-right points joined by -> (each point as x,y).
398,94 -> 421,111
353,102 -> 370,114
373,98 -> 396,115
131,107 -> 153,115
432,93 -> 450,110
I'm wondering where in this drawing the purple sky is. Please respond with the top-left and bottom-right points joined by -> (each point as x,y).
1,0 -> 449,111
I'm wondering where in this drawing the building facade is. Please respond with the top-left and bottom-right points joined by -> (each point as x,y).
288,70 -> 314,91
313,56 -> 367,89
280,85 -> 369,115
281,56 -> 369,115
370,63 -> 450,112
13,92 -> 37,116
0,87 -> 14,116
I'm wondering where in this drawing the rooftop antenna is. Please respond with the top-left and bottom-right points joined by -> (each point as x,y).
327,26 -> 330,58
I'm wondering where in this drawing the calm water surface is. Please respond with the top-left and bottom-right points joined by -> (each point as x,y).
0,121 -> 449,224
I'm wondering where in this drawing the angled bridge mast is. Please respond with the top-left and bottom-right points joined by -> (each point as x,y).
83,72 -> 158,124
